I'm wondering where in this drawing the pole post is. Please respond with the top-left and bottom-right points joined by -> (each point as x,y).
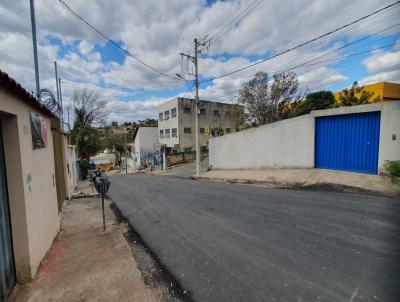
54,61 -> 60,102
58,78 -> 64,131
101,192 -> 105,231
194,38 -> 200,177
124,132 -> 127,174
30,0 -> 40,99
163,150 -> 166,171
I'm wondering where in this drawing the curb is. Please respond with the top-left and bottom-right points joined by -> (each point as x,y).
108,201 -> 193,302
194,176 -> 397,197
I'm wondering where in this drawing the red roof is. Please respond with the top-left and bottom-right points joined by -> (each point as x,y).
0,69 -> 58,119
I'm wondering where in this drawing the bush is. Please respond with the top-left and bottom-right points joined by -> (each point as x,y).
382,160 -> 400,178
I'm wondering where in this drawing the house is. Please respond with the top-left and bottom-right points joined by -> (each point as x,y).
132,125 -> 159,168
157,97 -> 243,153
90,152 -> 116,171
0,69 -> 69,298
334,82 -> 400,102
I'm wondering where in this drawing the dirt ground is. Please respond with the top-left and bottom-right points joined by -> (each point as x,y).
9,197 -> 159,302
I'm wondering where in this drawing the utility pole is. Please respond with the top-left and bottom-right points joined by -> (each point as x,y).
30,0 -> 40,99
193,38 -> 200,177
58,78 -> 64,131
179,37 -> 209,176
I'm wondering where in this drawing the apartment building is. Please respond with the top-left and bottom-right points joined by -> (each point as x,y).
158,97 -> 243,153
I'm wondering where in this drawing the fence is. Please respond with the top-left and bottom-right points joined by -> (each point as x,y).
166,149 -> 209,167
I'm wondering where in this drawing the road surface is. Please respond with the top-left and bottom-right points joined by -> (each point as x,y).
108,174 -> 400,302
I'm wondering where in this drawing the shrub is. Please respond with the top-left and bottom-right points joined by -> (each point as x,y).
382,160 -> 400,178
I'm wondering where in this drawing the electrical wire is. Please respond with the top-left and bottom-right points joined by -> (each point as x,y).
200,1 -> 400,84
58,0 -> 182,81
209,0 -> 262,45
202,40 -> 400,102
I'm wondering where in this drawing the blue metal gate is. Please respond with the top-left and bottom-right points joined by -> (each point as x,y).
315,111 -> 381,174
0,121 -> 16,302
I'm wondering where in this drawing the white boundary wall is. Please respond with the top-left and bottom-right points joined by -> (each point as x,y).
209,101 -> 400,171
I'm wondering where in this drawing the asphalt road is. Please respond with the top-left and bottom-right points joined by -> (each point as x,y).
108,174 -> 400,302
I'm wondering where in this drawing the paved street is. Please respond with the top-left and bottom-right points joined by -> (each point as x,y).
108,174 -> 400,302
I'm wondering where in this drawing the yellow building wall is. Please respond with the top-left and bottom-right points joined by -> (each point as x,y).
334,82 -> 400,103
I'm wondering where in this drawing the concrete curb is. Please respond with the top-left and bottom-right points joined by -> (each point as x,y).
108,200 -> 193,302
194,176 -> 399,197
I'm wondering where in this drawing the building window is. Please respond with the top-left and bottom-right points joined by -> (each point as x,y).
184,127 -> 192,134
200,108 -> 206,115
171,108 -> 177,118
184,107 -> 191,114
172,128 -> 177,137
200,127 -> 205,133
165,129 -> 170,138
226,128 -> 231,134
213,110 -> 220,116
160,129 -> 164,138
225,111 -> 231,118
159,112 -> 163,121
164,110 -> 170,120
184,147 -> 192,152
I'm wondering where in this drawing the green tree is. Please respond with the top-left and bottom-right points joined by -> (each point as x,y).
238,72 -> 306,126
337,82 -> 379,106
70,88 -> 106,159
291,90 -> 335,117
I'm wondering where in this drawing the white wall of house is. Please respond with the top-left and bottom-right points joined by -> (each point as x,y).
209,114 -> 314,170
158,98 -> 179,148
0,90 -> 60,282
64,143 -> 77,199
209,101 -> 400,171
134,127 -> 158,164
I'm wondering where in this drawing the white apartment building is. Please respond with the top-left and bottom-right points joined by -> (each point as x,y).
157,97 -> 243,153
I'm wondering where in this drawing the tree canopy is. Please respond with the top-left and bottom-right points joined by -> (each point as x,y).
238,72 -> 306,126
337,82 -> 379,106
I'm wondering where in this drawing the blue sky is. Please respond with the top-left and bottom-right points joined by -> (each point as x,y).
0,0 -> 399,122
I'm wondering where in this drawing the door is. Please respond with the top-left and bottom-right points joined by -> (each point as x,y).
0,120 -> 16,302
315,111 -> 380,174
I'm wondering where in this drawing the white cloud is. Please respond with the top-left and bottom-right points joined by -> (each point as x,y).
363,49 -> 400,73
298,67 -> 348,91
359,48 -> 400,85
0,0 -> 399,122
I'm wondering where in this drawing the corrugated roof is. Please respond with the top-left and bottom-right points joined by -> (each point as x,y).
0,69 -> 58,119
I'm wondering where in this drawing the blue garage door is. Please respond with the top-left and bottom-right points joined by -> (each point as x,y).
315,111 -> 380,174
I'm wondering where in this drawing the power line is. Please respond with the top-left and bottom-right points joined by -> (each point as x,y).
211,20 -> 400,82
58,0 -> 182,81
202,40 -> 400,102
200,0 -> 400,84
209,0 -> 262,45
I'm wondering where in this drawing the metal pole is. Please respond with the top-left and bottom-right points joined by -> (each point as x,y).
194,38 -> 200,176
30,0 -> 40,99
59,78 -> 64,131
124,132 -> 127,174
163,151 -> 166,171
101,192 -> 105,231
54,61 -> 60,102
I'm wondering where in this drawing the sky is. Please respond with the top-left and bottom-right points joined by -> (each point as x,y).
0,0 -> 399,124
